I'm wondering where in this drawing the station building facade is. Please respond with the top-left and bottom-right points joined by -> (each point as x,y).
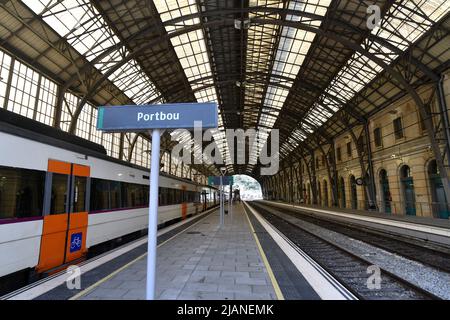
267,70 -> 450,219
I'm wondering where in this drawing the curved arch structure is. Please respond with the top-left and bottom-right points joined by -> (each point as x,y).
1,0 -> 449,203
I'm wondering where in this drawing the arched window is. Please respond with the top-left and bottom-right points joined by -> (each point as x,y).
400,165 -> 416,215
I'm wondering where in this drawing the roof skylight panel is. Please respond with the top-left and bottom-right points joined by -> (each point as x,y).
320,0 -> 449,111
154,0 -> 232,166
23,0 -> 163,105
310,104 -> 332,119
24,0 -> 121,60
321,97 -> 339,111
270,0 -> 323,83
281,1 -> 448,160
305,111 -> 325,127
108,59 -> 160,103
195,87 -> 217,103
245,0 -> 282,116
253,0 -> 331,164
371,0 -> 449,63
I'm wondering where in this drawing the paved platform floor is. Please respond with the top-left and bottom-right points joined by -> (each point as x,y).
79,204 -> 278,300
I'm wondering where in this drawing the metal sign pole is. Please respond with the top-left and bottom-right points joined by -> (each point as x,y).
97,103 -> 218,301
146,129 -> 160,300
219,175 -> 223,226
228,183 -> 231,217
229,182 -> 232,218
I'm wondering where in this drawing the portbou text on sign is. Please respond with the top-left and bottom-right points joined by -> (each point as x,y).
96,102 -> 218,132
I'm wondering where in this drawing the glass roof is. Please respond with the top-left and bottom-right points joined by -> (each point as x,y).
248,0 -> 330,168
18,0 -> 450,172
23,0 -> 162,105
154,0 -> 231,167
282,0 -> 450,155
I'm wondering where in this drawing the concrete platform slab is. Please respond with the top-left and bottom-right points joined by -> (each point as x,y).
78,204 -> 279,300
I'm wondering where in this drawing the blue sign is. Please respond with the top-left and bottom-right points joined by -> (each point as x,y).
96,103 -> 218,132
70,232 -> 82,253
208,176 -> 234,186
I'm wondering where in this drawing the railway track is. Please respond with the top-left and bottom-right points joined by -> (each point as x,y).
258,202 -> 450,273
248,202 -> 441,300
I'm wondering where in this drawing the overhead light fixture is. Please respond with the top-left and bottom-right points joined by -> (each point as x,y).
234,19 -> 250,30
236,81 -> 247,88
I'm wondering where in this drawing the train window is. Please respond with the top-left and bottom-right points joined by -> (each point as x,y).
121,182 -> 129,208
126,183 -> 148,208
90,178 -> 110,211
0,166 -> 45,219
143,185 -> 149,206
72,176 -> 87,213
124,183 -> 137,207
50,173 -> 68,215
137,185 -> 144,206
172,189 -> 177,205
166,188 -> 173,205
110,181 -> 121,209
159,187 -> 166,206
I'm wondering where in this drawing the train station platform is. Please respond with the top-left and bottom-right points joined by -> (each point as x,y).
66,203 -> 278,300
5,203 -> 356,300
71,204 -> 282,300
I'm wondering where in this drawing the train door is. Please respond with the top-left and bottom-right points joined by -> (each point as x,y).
37,160 -> 90,273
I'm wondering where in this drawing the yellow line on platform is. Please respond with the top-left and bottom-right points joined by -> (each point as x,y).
69,253 -> 147,300
242,202 -> 285,301
70,210 -> 215,300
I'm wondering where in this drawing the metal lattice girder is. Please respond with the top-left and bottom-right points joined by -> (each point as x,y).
87,16 -> 447,176
1,0 -> 449,181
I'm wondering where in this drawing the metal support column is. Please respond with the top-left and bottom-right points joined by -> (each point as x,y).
146,129 -> 161,300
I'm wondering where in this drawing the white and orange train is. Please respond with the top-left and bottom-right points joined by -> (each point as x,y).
0,109 -> 218,293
